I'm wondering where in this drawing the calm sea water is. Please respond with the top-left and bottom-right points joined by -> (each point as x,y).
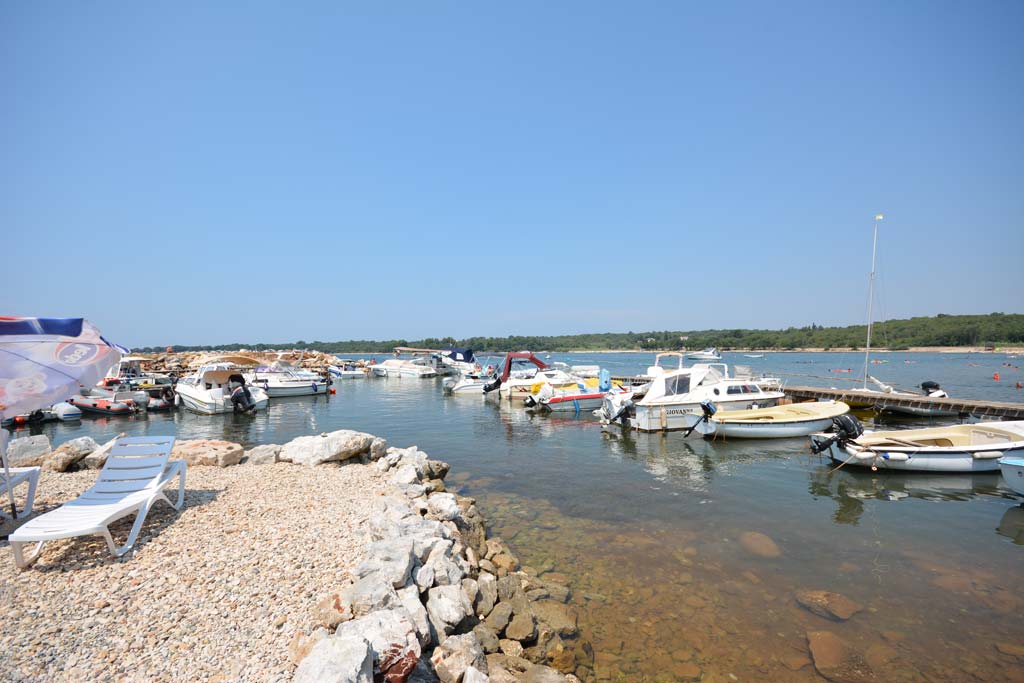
11,352 -> 1024,682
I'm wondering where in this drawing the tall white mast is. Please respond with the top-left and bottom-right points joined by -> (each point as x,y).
863,214 -> 883,388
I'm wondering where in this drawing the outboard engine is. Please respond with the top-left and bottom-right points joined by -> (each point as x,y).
483,377 -> 502,394
228,373 -> 257,414
811,414 -> 863,454
921,381 -> 947,398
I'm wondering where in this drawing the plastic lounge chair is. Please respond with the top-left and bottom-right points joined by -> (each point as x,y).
9,436 -> 184,569
0,467 -> 41,521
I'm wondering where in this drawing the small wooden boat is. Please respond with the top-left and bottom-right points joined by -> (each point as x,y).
1001,456 -> 1024,496
810,421 -> 1024,473
683,400 -> 850,439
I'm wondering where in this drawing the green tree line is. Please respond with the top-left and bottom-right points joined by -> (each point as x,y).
135,313 -> 1024,354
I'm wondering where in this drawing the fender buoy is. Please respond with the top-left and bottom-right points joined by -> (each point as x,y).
994,372 -> 1001,381
329,388 -> 337,395
14,415 -> 26,425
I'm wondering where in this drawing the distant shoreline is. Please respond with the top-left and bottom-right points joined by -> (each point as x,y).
548,346 -> 1024,354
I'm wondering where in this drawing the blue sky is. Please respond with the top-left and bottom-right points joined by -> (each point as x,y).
3,2 -> 1022,347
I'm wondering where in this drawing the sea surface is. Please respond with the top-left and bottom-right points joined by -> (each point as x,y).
12,352 -> 1024,682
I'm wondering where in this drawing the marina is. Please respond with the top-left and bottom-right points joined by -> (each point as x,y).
5,346 -> 1023,683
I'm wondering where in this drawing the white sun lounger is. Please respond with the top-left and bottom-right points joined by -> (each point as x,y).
0,466 -> 41,520
9,435 -> 184,569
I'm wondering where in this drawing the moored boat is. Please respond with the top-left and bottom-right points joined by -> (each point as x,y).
810,420 -> 1024,473
69,393 -> 138,416
1001,456 -> 1024,496
175,360 -> 270,414
683,400 -> 850,439
686,347 -> 722,361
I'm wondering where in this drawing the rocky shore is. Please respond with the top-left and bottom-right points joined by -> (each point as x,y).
1,430 -> 592,683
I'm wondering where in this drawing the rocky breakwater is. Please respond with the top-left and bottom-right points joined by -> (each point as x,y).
292,444 -> 594,683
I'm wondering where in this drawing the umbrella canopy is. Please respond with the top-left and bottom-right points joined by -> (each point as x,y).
0,317 -> 125,515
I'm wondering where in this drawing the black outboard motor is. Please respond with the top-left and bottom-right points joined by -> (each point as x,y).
483,377 -> 502,394
608,398 -> 634,425
811,414 -> 863,454
228,373 -> 257,414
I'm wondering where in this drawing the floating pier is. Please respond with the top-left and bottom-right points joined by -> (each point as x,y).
783,385 -> 1024,419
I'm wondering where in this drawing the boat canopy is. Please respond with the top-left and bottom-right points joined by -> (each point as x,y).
498,352 -> 548,382
443,348 -> 475,363
204,355 -> 261,366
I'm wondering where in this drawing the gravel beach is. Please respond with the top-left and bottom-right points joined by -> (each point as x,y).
0,461 -> 390,682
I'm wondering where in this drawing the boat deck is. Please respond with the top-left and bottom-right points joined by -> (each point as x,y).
783,385 -> 1024,419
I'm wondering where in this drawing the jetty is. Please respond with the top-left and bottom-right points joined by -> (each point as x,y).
783,385 -> 1024,419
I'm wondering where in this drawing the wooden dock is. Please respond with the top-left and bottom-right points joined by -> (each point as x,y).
783,385 -> 1024,419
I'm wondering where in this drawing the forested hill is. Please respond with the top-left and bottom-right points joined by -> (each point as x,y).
137,313 -> 1024,353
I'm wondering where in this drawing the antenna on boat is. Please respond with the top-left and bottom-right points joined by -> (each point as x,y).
862,214 -> 883,389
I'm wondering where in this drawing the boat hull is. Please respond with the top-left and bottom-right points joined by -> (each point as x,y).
68,396 -> 136,416
177,388 -> 270,415
715,416 -> 837,439
538,393 -> 607,412
1001,457 -> 1024,496
254,382 -> 329,397
812,437 -> 1017,473
631,398 -> 780,432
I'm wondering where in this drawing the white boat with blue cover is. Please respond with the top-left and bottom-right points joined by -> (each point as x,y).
810,420 -> 1024,473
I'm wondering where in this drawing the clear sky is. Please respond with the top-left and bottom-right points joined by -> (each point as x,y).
3,1 -> 1022,347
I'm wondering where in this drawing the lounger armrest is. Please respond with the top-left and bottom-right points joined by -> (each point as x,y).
159,460 -> 186,485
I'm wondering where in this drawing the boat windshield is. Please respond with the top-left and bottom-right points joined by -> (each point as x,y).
664,374 -> 691,396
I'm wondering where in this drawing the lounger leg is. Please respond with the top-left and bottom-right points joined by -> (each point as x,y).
11,540 -> 44,570
15,471 -> 39,520
110,500 -> 153,558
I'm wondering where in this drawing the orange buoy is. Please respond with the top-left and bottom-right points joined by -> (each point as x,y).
329,388 -> 337,395
993,372 -> 1000,381
14,415 -> 26,424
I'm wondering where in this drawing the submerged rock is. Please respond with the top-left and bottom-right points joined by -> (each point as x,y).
738,531 -> 782,558
795,590 -> 863,621
807,630 -> 877,683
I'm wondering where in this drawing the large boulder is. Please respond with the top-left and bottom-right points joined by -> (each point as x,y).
354,539 -> 416,588
46,436 -> 98,472
244,444 -> 281,465
531,601 -> 578,638
170,439 -> 244,467
334,609 -> 421,682
431,632 -> 487,683
427,493 -> 461,522
281,430 -> 374,466
6,435 -> 51,467
397,585 -> 432,647
314,575 -> 401,629
426,585 -> 473,643
476,573 -> 498,617
294,635 -> 373,683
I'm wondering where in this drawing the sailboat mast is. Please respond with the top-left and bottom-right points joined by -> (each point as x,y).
863,214 -> 882,388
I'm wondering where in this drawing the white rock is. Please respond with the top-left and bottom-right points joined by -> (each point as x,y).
294,635 -> 373,683
426,541 -> 466,586
6,435 -> 51,467
334,608 -> 421,677
245,444 -> 281,465
476,573 -> 497,617
414,565 -> 436,592
171,439 -> 244,467
464,666 -> 491,683
281,430 -> 375,467
398,585 -> 432,647
426,584 -> 473,642
46,436 -> 99,472
391,465 -> 420,486
369,437 -> 388,461
354,538 -> 415,588
341,574 -> 401,618
427,493 -> 460,521
431,632 -> 487,683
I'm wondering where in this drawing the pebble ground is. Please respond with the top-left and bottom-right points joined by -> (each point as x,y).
0,462 -> 389,682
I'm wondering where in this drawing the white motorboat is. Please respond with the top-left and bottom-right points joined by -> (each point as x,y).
443,376 -> 489,394
245,365 -> 329,397
876,381 -> 963,418
482,352 -> 579,403
329,360 -> 367,379
175,360 -> 270,414
371,358 -> 438,378
600,362 -> 785,432
525,370 -> 624,413
1000,456 -> 1024,496
686,347 -> 722,361
682,400 -> 850,439
743,354 -> 764,359
106,356 -> 173,390
810,420 -> 1024,473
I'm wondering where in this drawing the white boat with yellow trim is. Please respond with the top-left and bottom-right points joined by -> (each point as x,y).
683,400 -> 850,439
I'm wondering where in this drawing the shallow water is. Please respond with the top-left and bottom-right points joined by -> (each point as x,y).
12,352 -> 1024,682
